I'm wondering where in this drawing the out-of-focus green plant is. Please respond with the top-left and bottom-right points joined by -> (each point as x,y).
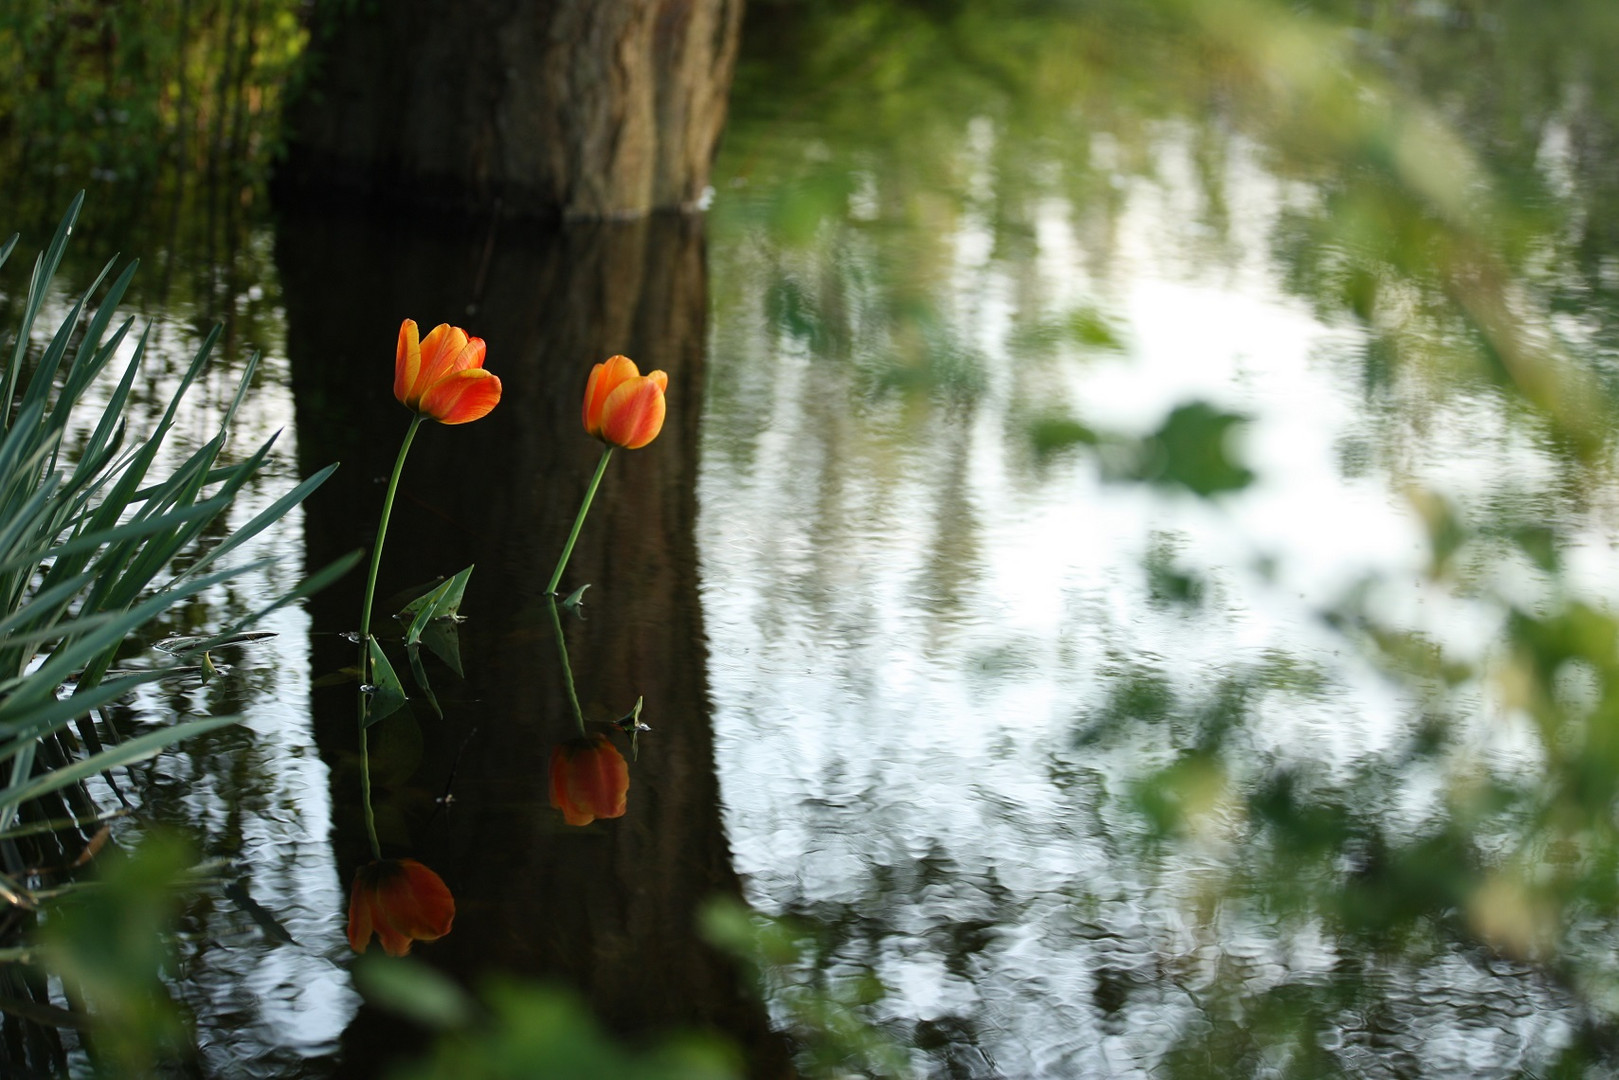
36,833 -> 196,1077
714,0 -> 1619,1073
702,898 -> 913,1080
0,194 -> 353,1067
0,0 -> 308,190
352,956 -> 740,1080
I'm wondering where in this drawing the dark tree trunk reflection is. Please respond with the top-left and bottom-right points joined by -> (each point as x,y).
275,205 -> 791,1078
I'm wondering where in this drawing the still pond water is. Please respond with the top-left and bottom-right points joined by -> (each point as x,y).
10,3 -> 1619,1076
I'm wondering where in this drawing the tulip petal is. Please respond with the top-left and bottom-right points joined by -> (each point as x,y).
600,376 -> 667,450
396,860 -> 456,939
448,336 -> 486,374
347,879 -> 375,953
393,319 -> 422,407
347,858 -> 456,955
420,368 -> 503,425
549,736 -> 629,825
582,355 -> 642,437
417,324 -> 470,390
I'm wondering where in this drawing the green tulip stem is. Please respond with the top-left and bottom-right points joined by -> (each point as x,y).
359,727 -> 381,861
546,445 -> 613,596
548,596 -> 588,736
356,411 -> 425,863
360,412 -> 426,643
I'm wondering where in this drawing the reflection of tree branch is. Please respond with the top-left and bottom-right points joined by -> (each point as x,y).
422,725 -> 477,831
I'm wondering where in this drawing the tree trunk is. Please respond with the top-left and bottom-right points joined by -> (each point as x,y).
277,0 -> 744,219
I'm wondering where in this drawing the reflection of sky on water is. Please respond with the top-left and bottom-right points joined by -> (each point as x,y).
701,119 -> 1596,1074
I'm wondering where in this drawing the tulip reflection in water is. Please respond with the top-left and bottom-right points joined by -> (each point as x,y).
550,736 -> 630,826
547,596 -> 641,826
347,318 -> 499,954
347,858 -> 456,957
547,355 -> 668,595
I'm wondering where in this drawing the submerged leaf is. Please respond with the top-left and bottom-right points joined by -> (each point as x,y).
407,645 -> 443,720
363,638 -> 408,727
419,620 -> 464,679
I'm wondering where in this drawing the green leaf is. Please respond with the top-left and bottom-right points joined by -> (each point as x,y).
178,462 -> 337,581
0,716 -> 239,810
363,638 -> 408,728
419,619 -> 464,679
1140,402 -> 1255,497
407,645 -> 443,720
0,562 -> 256,724
4,192 -> 82,431
399,565 -> 474,645
353,954 -> 475,1030
403,578 -> 455,646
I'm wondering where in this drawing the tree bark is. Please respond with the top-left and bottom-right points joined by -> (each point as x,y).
277,0 -> 744,219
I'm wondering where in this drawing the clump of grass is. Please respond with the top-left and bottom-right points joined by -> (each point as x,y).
0,193 -> 354,1069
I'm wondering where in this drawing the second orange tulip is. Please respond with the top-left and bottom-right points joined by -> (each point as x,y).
581,355 -> 667,449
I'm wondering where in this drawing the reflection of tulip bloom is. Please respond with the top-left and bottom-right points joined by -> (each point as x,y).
347,858 -> 456,956
550,735 -> 629,825
394,319 -> 502,425
581,355 -> 667,449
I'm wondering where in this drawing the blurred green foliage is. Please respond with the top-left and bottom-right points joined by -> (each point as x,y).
354,955 -> 741,1080
710,0 -> 1619,1074
38,835 -> 197,1077
0,0 -> 311,349
0,0 -> 307,190
702,898 -> 912,1080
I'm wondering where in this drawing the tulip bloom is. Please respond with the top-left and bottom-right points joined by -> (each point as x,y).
347,858 -> 456,956
549,735 -> 629,825
581,355 -> 667,449
394,319 -> 502,425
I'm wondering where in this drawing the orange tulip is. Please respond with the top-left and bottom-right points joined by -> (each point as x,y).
581,355 -> 667,449
394,318 -> 502,425
549,735 -> 629,825
347,858 -> 455,956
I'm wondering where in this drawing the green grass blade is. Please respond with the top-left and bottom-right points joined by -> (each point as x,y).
75,324 -> 144,475
181,550 -> 364,655
0,561 -> 259,719
0,669 -> 173,746
180,462 -> 338,581
0,715 -> 239,814
0,495 -> 233,579
3,193 -> 83,431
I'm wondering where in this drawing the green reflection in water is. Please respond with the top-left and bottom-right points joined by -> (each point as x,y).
704,0 -> 1619,1075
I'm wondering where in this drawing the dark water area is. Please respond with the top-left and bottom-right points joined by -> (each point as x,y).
9,1 -> 1619,1076
277,204 -> 789,1077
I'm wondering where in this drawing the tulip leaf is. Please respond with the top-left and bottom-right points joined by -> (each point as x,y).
400,565 -> 475,645
407,644 -> 443,720
400,565 -> 473,620
402,579 -> 453,646
420,620 -> 464,679
363,638 -> 407,728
